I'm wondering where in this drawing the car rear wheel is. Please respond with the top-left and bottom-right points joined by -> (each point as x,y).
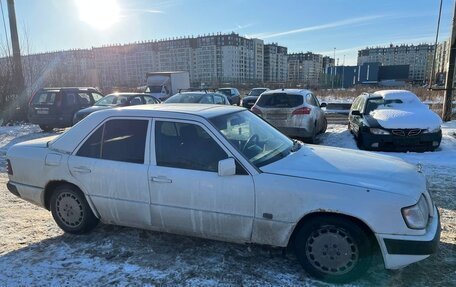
39,125 -> 54,132
50,184 -> 99,234
294,216 -> 373,283
321,118 -> 327,134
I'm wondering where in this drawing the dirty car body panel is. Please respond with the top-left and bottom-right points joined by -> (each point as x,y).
6,104 -> 440,280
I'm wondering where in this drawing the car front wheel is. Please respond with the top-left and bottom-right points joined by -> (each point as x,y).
294,216 -> 373,283
50,184 -> 99,234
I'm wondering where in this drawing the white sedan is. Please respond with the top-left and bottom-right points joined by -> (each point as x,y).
6,104 -> 440,283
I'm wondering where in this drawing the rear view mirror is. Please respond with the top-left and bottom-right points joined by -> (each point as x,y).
218,158 -> 236,176
320,102 -> 327,108
351,110 -> 362,116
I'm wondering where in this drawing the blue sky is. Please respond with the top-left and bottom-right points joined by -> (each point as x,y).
0,0 -> 453,65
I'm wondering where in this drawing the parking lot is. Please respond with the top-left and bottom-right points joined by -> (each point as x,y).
0,123 -> 455,286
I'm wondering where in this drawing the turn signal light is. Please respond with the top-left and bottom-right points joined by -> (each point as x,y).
292,107 -> 311,115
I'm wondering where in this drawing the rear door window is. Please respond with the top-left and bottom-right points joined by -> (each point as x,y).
306,94 -> 318,106
77,119 -> 149,164
64,93 -> 77,106
31,92 -> 57,105
78,93 -> 91,106
256,93 -> 303,108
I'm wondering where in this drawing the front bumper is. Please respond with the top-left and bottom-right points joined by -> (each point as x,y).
361,130 -> 442,152
377,207 -> 441,269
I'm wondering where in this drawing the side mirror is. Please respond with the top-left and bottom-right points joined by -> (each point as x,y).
320,102 -> 327,108
218,158 -> 236,176
351,110 -> 362,116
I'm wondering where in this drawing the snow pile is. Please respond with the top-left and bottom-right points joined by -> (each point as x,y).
369,90 -> 442,130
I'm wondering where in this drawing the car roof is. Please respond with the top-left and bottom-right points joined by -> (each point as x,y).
262,88 -> 312,95
40,87 -> 99,91
362,90 -> 420,102
106,92 -> 152,97
50,104 -> 245,154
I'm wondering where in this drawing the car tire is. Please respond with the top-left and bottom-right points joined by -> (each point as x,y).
356,133 -> 366,150
321,118 -> 327,134
39,125 -> 54,132
294,216 -> 373,283
50,184 -> 99,234
307,123 -> 317,144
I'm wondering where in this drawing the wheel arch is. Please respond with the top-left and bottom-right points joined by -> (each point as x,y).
43,180 -> 100,219
287,211 -> 380,255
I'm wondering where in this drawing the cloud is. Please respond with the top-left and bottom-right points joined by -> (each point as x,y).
249,15 -> 385,39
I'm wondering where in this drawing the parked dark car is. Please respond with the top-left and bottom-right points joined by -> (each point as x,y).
28,87 -> 104,131
242,88 -> 269,108
348,90 -> 442,151
217,88 -> 241,105
73,92 -> 161,124
164,91 -> 230,105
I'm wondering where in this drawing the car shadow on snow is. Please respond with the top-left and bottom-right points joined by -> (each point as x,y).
0,223 -> 453,286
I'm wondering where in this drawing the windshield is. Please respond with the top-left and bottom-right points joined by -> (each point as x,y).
210,110 -> 293,168
95,94 -> 129,106
165,93 -> 212,103
365,98 -> 404,114
248,89 -> 267,97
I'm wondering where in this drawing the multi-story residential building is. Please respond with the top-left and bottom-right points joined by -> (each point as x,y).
92,33 -> 264,88
264,43 -> 288,83
357,44 -> 435,83
288,52 -> 328,87
433,40 -> 450,84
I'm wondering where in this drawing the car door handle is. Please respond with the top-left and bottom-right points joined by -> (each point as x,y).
150,176 -> 172,183
71,166 -> 92,173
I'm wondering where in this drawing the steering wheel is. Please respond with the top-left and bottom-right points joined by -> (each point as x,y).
243,134 -> 259,152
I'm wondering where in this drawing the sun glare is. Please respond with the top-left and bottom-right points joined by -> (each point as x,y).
76,0 -> 120,30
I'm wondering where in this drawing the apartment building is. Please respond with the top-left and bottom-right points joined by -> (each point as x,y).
433,40 -> 450,84
288,52 -> 326,87
93,33 -> 264,88
264,43 -> 288,83
357,44 -> 435,83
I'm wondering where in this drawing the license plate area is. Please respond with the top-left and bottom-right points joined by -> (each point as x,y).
35,108 -> 49,115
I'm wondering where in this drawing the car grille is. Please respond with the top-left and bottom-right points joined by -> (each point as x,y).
391,129 -> 422,137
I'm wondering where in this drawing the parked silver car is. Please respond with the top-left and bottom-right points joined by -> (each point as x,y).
251,89 -> 327,143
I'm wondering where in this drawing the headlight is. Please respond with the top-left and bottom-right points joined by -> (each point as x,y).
423,127 -> 441,133
401,195 -> 429,229
369,128 -> 390,135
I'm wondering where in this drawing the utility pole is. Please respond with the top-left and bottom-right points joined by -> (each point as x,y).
331,48 -> 336,90
443,1 -> 456,121
7,0 -> 24,96
429,0 -> 443,88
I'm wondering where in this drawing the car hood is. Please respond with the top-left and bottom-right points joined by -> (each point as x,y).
370,106 -> 442,130
77,105 -> 113,115
260,144 -> 425,197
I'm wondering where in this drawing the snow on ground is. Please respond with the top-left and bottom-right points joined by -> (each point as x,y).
0,123 -> 455,286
